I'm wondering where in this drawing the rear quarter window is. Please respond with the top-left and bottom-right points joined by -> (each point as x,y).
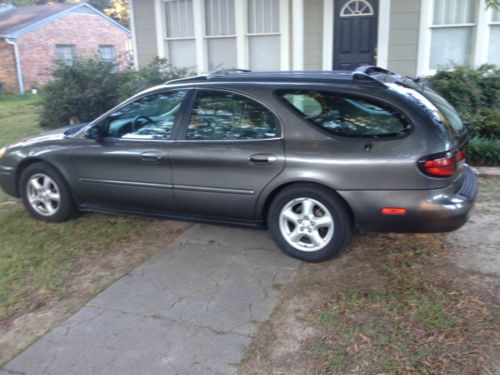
278,90 -> 411,138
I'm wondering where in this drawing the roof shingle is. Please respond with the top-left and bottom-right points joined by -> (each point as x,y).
0,3 -> 77,36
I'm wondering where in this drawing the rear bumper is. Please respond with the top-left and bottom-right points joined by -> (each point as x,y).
0,165 -> 17,197
339,165 -> 478,233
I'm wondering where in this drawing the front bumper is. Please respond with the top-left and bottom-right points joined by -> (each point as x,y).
339,165 -> 478,233
0,165 -> 17,197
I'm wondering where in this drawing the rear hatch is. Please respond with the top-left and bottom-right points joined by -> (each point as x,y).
387,79 -> 468,179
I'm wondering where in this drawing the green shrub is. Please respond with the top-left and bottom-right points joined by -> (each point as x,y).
466,108 -> 500,139
39,59 -> 127,129
0,81 -> 4,96
467,137 -> 500,165
39,57 -> 192,129
118,57 -> 192,100
427,64 -> 500,139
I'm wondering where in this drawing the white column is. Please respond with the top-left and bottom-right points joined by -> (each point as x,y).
416,0 -> 433,76
376,0 -> 391,69
322,0 -> 334,70
154,0 -> 166,58
473,0 -> 491,67
280,0 -> 290,70
193,0 -> 207,73
129,0 -> 139,69
292,0 -> 304,70
235,0 -> 248,69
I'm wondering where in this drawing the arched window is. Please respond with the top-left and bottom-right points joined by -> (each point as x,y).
340,0 -> 374,17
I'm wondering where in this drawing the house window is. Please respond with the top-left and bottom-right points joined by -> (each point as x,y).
160,0 -> 288,73
55,45 -> 75,66
488,10 -> 500,65
164,0 -> 196,68
429,0 -> 476,69
205,0 -> 237,69
99,45 -> 116,65
247,0 -> 280,70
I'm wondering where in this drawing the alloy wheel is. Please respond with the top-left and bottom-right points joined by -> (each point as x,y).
279,197 -> 334,252
26,173 -> 61,216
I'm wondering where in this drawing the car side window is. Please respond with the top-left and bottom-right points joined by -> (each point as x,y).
279,90 -> 411,138
185,91 -> 279,141
103,90 -> 187,140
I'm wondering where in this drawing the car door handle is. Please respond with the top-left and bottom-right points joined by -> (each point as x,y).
141,152 -> 162,163
249,153 -> 277,165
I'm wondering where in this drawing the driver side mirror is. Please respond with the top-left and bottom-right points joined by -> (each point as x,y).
86,124 -> 105,140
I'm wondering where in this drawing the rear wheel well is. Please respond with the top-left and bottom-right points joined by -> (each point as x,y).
260,181 -> 354,227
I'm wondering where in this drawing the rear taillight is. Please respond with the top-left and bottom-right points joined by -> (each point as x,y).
418,147 -> 466,178
422,155 -> 456,177
455,149 -> 466,162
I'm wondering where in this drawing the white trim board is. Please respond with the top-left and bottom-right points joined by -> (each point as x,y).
376,0 -> 390,69
129,0 -> 139,69
154,0 -> 165,59
322,0 -> 334,70
292,0 -> 304,70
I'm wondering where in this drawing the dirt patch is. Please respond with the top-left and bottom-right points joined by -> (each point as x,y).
240,178 -> 500,374
0,202 -> 190,366
448,178 -> 500,276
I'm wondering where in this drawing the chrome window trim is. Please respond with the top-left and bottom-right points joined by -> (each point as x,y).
79,178 -> 254,195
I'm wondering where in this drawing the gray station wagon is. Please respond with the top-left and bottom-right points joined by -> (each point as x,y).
0,66 -> 477,262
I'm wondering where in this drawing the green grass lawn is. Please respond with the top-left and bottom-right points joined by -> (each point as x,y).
0,95 -> 182,326
0,210 -> 156,320
0,95 -> 43,203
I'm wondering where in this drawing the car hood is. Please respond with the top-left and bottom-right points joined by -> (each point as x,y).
9,123 -> 89,148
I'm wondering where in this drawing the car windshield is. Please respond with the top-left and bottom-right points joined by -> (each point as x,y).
386,81 -> 465,134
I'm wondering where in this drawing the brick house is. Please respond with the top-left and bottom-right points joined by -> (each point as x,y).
0,3 -> 131,94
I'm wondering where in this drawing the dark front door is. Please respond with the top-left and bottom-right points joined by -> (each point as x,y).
333,0 -> 378,70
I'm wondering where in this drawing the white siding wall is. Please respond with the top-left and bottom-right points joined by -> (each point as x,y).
133,0 -> 158,67
303,0 -> 323,70
387,0 -> 421,76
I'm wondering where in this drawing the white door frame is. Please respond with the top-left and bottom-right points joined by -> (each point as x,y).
322,0 -> 391,70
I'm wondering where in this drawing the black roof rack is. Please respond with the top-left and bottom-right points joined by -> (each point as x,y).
166,66 -> 401,86
207,68 -> 251,79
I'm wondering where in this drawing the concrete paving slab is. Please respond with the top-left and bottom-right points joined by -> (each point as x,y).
2,224 -> 299,375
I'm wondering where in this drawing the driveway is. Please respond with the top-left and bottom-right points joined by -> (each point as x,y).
2,224 -> 299,375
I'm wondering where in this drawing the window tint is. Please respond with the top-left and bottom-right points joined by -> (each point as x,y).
103,91 -> 186,140
186,91 -> 279,140
279,90 -> 410,138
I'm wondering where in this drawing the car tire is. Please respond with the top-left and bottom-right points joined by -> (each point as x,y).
268,183 -> 352,262
20,162 -> 77,223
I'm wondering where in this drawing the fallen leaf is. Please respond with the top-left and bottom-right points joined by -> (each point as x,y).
359,332 -> 371,342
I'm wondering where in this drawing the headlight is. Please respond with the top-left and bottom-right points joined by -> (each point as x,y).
0,147 -> 6,159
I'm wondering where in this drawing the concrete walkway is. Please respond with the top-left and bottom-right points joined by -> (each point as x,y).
2,224 -> 299,375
